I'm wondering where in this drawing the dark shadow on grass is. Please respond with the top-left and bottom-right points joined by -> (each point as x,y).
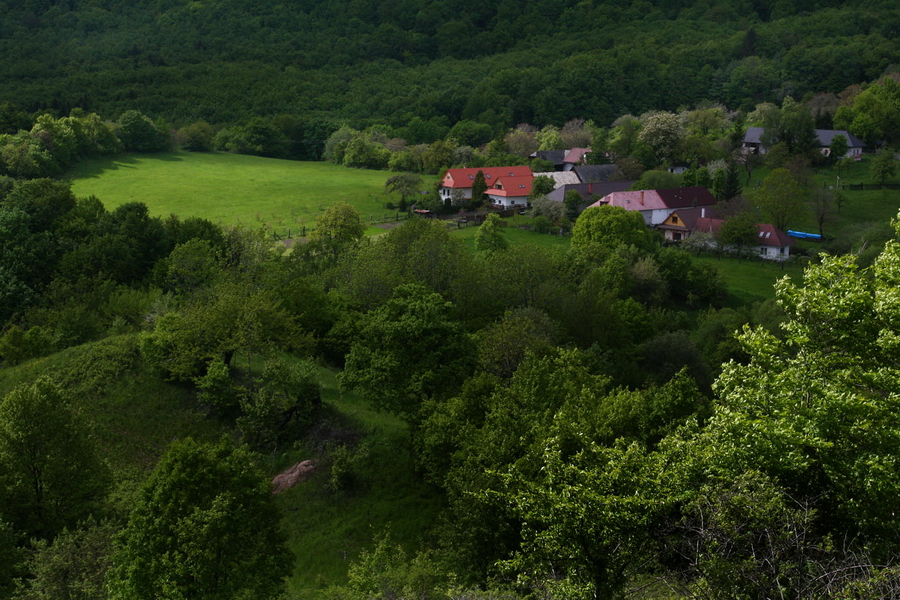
64,152 -> 184,180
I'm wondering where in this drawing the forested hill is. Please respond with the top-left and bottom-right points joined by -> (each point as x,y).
2,0 -> 899,130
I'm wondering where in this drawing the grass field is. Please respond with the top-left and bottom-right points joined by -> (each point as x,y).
66,151 -> 399,235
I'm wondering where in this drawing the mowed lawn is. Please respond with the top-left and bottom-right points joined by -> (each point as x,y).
66,151 -> 397,233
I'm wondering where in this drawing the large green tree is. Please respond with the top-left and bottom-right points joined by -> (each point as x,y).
0,379 -> 110,538
108,438 -> 291,600
754,167 -> 807,231
339,284 -> 476,426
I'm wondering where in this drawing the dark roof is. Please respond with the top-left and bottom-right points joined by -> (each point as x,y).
546,181 -> 634,203
531,150 -> 567,167
573,164 -> 619,183
744,126 -> 865,149
654,186 -> 717,209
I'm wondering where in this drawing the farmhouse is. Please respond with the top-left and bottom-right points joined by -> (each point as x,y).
439,166 -> 533,202
587,187 -> 717,226
663,209 -> 795,260
742,127 -> 865,158
530,148 -> 592,171
485,175 -> 533,208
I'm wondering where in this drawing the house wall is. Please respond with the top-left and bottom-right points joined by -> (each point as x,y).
488,194 -> 528,208
440,186 -> 473,200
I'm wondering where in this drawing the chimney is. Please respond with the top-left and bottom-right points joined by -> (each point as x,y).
589,183 -> 593,194
640,190 -> 644,205
701,208 -> 705,218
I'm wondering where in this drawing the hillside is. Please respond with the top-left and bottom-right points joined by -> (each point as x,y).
1,0 -> 899,133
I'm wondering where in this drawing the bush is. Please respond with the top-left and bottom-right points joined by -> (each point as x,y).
532,215 -> 552,233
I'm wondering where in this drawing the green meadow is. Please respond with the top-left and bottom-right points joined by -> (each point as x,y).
67,151 -> 398,235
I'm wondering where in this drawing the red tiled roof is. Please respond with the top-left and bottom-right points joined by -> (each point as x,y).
485,175 -> 533,197
442,166 -> 533,189
756,223 -> 795,247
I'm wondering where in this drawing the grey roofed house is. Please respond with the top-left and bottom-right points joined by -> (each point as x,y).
545,181 -> 635,216
573,164 -> 619,183
742,126 -> 865,158
532,149 -> 568,169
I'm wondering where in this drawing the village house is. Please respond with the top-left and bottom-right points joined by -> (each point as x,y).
587,187 -> 717,226
485,175 -> 533,208
530,148 -> 591,171
660,208 -> 795,260
439,166 -> 533,202
742,127 -> 865,158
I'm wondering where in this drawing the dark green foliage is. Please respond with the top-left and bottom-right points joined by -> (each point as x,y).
0,378 -> 110,539
340,284 -> 476,425
470,170 -> 488,207
0,521 -> 24,599
108,437 -> 291,600
115,110 -> 169,153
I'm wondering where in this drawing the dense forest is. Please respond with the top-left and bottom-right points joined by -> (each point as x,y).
1,0 -> 900,134
3,0 -> 900,598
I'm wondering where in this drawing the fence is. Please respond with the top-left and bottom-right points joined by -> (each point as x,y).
848,183 -> 900,191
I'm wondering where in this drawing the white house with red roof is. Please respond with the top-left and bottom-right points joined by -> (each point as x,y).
679,213 -> 795,260
587,187 -> 717,226
485,175 -> 533,208
439,166 -> 533,202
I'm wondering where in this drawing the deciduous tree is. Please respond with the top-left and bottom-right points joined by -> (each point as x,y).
108,438 -> 291,600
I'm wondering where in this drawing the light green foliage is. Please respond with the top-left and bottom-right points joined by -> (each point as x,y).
834,77 -> 900,145
177,121 -> 215,152
754,167 -> 807,231
0,378 -> 110,538
340,284 -> 475,425
502,438 -> 659,599
0,132 -> 59,178
829,133 -> 849,163
384,172 -> 423,205
529,174 -> 555,198
309,202 -> 366,260
630,168 -> 681,190
716,211 -> 759,255
638,111 -> 683,165
141,281 -> 306,382
571,205 -> 657,259
15,518 -> 116,600
870,148 -> 897,185
528,196 -> 566,225
108,437 -> 291,600
682,241 -> 900,540
474,213 -> 508,254
535,125 -> 563,150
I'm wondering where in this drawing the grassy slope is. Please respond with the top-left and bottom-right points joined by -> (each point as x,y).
67,152 -> 396,235
275,368 -> 443,597
0,335 -> 227,508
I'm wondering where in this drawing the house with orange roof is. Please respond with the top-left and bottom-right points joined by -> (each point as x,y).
485,175 -> 533,208
439,166 -> 533,202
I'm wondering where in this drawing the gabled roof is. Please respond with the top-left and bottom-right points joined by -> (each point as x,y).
486,175 -> 533,198
744,126 -> 865,149
563,148 -> 591,164
531,150 -> 567,166
588,187 -> 716,211
815,129 -> 865,149
442,166 -> 533,188
659,206 -> 720,231
534,171 -> 581,188
574,164 -> 618,183
691,216 -> 794,247
756,222 -> 795,247
546,181 -> 634,204
655,187 -> 717,209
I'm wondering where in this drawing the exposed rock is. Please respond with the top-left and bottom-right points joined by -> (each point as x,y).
272,460 -> 317,494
